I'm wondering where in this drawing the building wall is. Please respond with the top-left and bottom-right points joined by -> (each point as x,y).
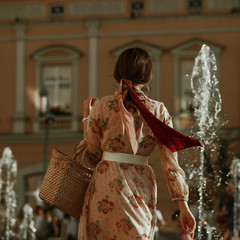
0,0 -> 240,230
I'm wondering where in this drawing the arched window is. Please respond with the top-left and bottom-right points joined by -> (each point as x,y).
171,39 -> 223,128
112,41 -> 164,101
32,45 -> 82,132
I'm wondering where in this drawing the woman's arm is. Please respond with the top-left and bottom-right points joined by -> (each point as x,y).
157,103 -> 196,237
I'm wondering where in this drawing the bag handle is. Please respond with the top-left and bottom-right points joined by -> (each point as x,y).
73,139 -> 88,165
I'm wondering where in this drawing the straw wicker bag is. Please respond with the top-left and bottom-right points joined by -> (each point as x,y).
39,139 -> 93,219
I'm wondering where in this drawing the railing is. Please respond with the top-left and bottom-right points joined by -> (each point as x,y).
33,115 -> 82,132
40,116 -> 72,130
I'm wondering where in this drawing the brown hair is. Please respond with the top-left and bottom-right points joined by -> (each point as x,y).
114,47 -> 153,85
114,47 -> 153,112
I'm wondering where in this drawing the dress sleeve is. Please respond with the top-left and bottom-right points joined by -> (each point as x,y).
158,104 -> 189,201
85,99 -> 103,165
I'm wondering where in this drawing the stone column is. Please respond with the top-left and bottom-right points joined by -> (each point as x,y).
173,55 -> 179,114
151,53 -> 161,100
33,61 -> 41,133
173,55 -> 181,129
86,21 -> 100,97
72,57 -> 79,131
13,24 -> 27,133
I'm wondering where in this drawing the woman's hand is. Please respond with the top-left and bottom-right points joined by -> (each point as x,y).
178,200 -> 196,239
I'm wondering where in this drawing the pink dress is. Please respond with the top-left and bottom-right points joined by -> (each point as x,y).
78,92 -> 189,240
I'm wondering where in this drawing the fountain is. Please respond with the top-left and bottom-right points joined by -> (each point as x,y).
0,147 -> 36,239
0,147 -> 17,239
17,203 -> 37,240
190,44 -> 225,239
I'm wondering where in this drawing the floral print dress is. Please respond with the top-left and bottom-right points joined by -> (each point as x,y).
78,92 -> 189,240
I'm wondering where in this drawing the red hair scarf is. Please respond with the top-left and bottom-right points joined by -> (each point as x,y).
118,79 -> 202,154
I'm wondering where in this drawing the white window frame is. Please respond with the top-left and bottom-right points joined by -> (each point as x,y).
43,65 -> 72,113
32,45 -> 82,132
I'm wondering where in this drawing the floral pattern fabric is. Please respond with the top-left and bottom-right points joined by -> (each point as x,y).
78,93 -> 189,240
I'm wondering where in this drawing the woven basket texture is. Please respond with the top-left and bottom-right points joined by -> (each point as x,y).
39,148 -> 93,219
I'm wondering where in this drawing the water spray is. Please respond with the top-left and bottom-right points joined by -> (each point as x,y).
191,44 -> 224,239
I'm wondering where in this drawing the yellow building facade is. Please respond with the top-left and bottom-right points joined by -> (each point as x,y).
0,0 -> 240,230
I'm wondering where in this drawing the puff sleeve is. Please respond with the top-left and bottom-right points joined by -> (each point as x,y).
158,104 -> 189,201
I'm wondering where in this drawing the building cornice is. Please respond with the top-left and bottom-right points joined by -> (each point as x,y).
0,12 -> 240,28
0,27 -> 240,42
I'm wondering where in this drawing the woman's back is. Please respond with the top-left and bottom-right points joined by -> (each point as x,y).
86,93 -> 171,161
79,93 -> 160,240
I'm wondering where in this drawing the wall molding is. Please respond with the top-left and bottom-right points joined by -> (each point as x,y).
1,27 -> 240,42
208,0 -> 239,9
0,4 -> 45,19
69,1 -> 124,16
150,0 -> 182,12
0,10 -> 239,28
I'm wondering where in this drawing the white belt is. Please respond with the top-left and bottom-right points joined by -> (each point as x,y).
102,151 -> 149,165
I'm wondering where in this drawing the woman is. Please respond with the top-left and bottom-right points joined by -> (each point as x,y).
79,47 -> 197,240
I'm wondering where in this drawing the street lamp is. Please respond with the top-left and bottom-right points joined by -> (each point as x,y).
40,86 -> 55,173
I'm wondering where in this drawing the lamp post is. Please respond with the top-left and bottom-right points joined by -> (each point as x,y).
40,86 -> 55,173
